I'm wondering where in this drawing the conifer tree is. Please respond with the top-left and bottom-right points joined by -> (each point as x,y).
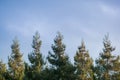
8,38 -> 24,80
40,66 -> 56,80
23,62 -> 31,80
0,60 -> 6,80
74,41 -> 93,80
95,35 -> 120,80
111,56 -> 120,80
28,32 -> 44,80
47,32 -> 75,80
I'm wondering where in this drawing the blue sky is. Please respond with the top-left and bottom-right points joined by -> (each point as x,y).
0,0 -> 120,64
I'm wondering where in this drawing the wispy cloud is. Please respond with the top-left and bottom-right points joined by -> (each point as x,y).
0,0 -> 120,63
99,3 -> 119,16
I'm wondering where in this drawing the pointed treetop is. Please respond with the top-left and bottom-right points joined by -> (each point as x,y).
81,39 -> 85,48
57,31 -> 63,38
34,31 -> 40,39
103,33 -> 110,45
11,37 -> 19,49
78,40 -> 86,52
32,31 -> 41,50
103,34 -> 115,52
54,32 -> 63,46
56,32 -> 63,40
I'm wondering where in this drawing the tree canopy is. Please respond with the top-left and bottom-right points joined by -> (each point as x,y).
0,32 -> 120,80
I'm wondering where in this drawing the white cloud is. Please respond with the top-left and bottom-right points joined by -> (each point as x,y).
99,3 -> 119,16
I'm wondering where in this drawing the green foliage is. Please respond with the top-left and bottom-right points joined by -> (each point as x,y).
8,38 -> 24,80
1,32 -> 120,80
74,41 -> 93,80
0,60 -> 6,80
48,32 -> 67,67
47,32 -> 75,80
28,32 -> 44,80
23,62 -> 31,80
95,35 -> 120,80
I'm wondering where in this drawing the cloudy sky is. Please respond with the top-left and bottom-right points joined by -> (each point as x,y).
0,0 -> 120,63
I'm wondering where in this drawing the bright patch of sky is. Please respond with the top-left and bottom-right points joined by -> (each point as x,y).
0,0 -> 120,64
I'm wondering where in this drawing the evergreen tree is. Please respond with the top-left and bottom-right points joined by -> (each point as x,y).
0,60 -> 6,80
47,32 -> 75,80
23,62 -> 31,80
111,56 -> 120,80
28,32 -> 44,80
74,41 -> 93,80
40,66 -> 56,80
95,35 -> 120,80
8,38 -> 24,80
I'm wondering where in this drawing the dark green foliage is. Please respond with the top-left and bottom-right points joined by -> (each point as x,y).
47,32 -> 75,80
23,62 -> 32,80
40,66 -> 56,80
0,32 -> 120,80
8,38 -> 24,80
28,32 -> 44,80
74,41 -> 93,80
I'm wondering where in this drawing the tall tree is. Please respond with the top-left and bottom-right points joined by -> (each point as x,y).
8,38 -> 24,80
74,40 -> 93,80
0,60 -> 6,80
95,35 -> 120,80
47,32 -> 75,80
28,32 -> 44,80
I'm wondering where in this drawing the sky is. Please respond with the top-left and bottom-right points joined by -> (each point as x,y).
0,0 -> 120,64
